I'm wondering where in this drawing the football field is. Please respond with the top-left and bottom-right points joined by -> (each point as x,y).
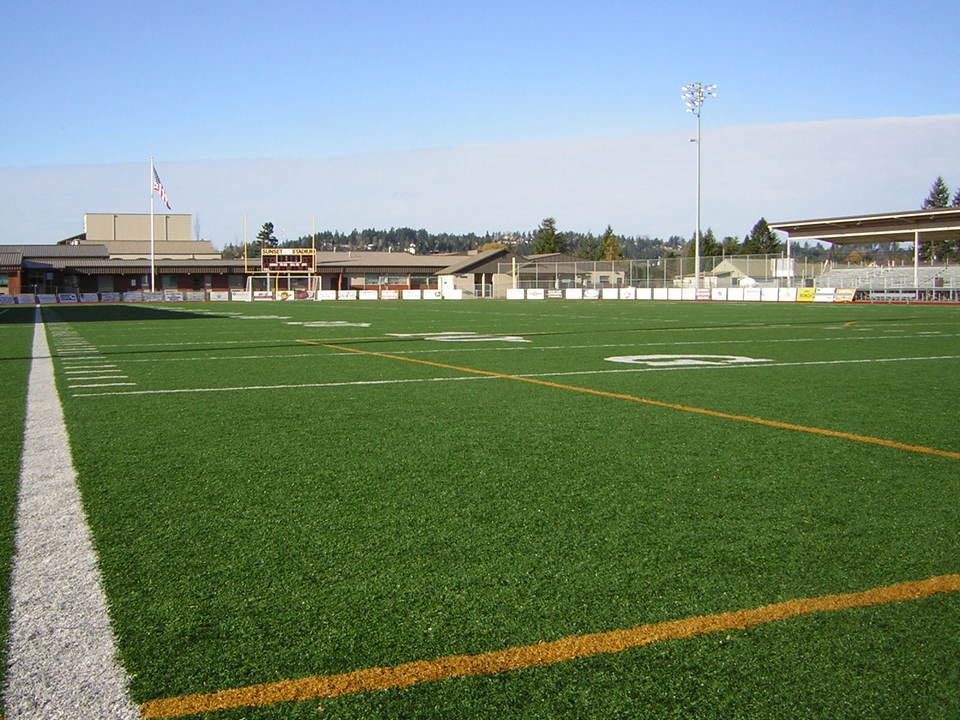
2,299 -> 959,719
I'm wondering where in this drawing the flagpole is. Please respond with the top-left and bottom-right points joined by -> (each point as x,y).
149,157 -> 156,292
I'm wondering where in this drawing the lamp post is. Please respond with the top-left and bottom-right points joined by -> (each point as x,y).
681,82 -> 717,294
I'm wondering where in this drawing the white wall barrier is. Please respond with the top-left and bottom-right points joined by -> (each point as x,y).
402,289 -> 422,300
422,289 -> 442,300
358,290 -> 379,300
565,288 -> 583,300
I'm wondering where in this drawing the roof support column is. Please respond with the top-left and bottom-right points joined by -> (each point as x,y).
914,229 -> 919,300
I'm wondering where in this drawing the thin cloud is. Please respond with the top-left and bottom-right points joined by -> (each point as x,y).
1,115 -> 958,247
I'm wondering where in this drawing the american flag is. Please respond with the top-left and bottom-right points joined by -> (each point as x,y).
152,166 -> 171,210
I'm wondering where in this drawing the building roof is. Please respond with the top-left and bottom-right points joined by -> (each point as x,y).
0,244 -> 110,258
91,240 -> 219,258
436,248 -> 510,275
22,257 -> 249,274
769,207 -> 960,245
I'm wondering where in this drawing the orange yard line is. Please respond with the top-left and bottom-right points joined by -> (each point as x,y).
301,341 -> 960,460
140,573 -> 960,718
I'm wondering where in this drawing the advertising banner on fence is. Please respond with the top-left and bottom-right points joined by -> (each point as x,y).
761,288 -> 780,302
443,289 -> 464,300
601,288 -> 619,300
358,290 -> 379,300
506,288 -> 525,300
814,287 -> 836,303
380,290 -> 399,300
79,293 -> 99,303
0,294 -> 14,305
209,291 -> 230,301
253,291 -> 273,301
619,287 -> 636,300
316,290 -> 337,301
797,287 -> 816,302
230,291 -> 252,302
834,288 -> 856,303
778,288 -> 798,302
336,290 -> 358,300
402,289 -> 422,300
711,288 -> 728,301
525,289 -> 544,300
422,289 -> 442,300
185,292 -> 206,302
57,293 -> 78,303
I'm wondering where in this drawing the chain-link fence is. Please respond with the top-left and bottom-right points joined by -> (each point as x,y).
494,254 -> 825,290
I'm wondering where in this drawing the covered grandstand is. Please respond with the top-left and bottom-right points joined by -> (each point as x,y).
771,208 -> 960,301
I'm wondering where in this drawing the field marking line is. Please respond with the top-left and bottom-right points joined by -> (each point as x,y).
139,572 -> 960,718
4,308 -> 140,719
311,342 -> 960,460
69,354 -> 960,399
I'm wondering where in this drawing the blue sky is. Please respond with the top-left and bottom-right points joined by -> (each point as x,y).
4,0 -> 956,166
1,0 -> 959,245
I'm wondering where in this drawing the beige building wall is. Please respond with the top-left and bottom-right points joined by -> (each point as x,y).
81,214 -> 218,260
84,213 -> 193,243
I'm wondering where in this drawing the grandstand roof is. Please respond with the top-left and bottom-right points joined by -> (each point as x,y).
769,208 -> 960,245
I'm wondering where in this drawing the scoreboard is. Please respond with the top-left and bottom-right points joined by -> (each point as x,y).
261,248 -> 317,272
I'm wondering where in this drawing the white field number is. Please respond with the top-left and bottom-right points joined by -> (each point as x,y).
605,354 -> 772,367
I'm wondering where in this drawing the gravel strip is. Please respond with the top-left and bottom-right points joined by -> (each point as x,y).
4,308 -> 140,719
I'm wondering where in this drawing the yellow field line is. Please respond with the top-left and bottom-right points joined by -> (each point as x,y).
140,572 -> 960,718
301,341 -> 960,460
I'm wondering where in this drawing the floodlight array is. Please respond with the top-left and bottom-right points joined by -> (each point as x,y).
681,82 -> 717,116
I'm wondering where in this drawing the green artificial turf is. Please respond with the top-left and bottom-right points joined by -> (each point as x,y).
0,306 -> 40,690
25,300 -> 960,718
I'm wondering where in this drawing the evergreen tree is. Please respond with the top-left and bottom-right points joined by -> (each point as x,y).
721,235 -> 741,256
597,226 -> 623,260
741,218 -> 782,254
532,218 -> 566,254
953,186 -> 960,207
574,234 -> 598,259
922,176 -> 951,209
686,227 -> 721,257
256,222 -> 279,249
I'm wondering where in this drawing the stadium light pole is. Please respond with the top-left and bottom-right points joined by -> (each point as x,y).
681,82 -> 717,294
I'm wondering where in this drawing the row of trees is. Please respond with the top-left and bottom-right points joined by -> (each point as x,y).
531,216 -> 784,260
221,176 -> 959,263
223,218 -> 823,262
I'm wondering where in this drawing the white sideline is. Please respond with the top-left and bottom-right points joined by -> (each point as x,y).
4,308 -> 139,719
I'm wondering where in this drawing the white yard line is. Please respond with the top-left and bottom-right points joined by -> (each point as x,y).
70,354 -> 960,398
4,308 -> 140,720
